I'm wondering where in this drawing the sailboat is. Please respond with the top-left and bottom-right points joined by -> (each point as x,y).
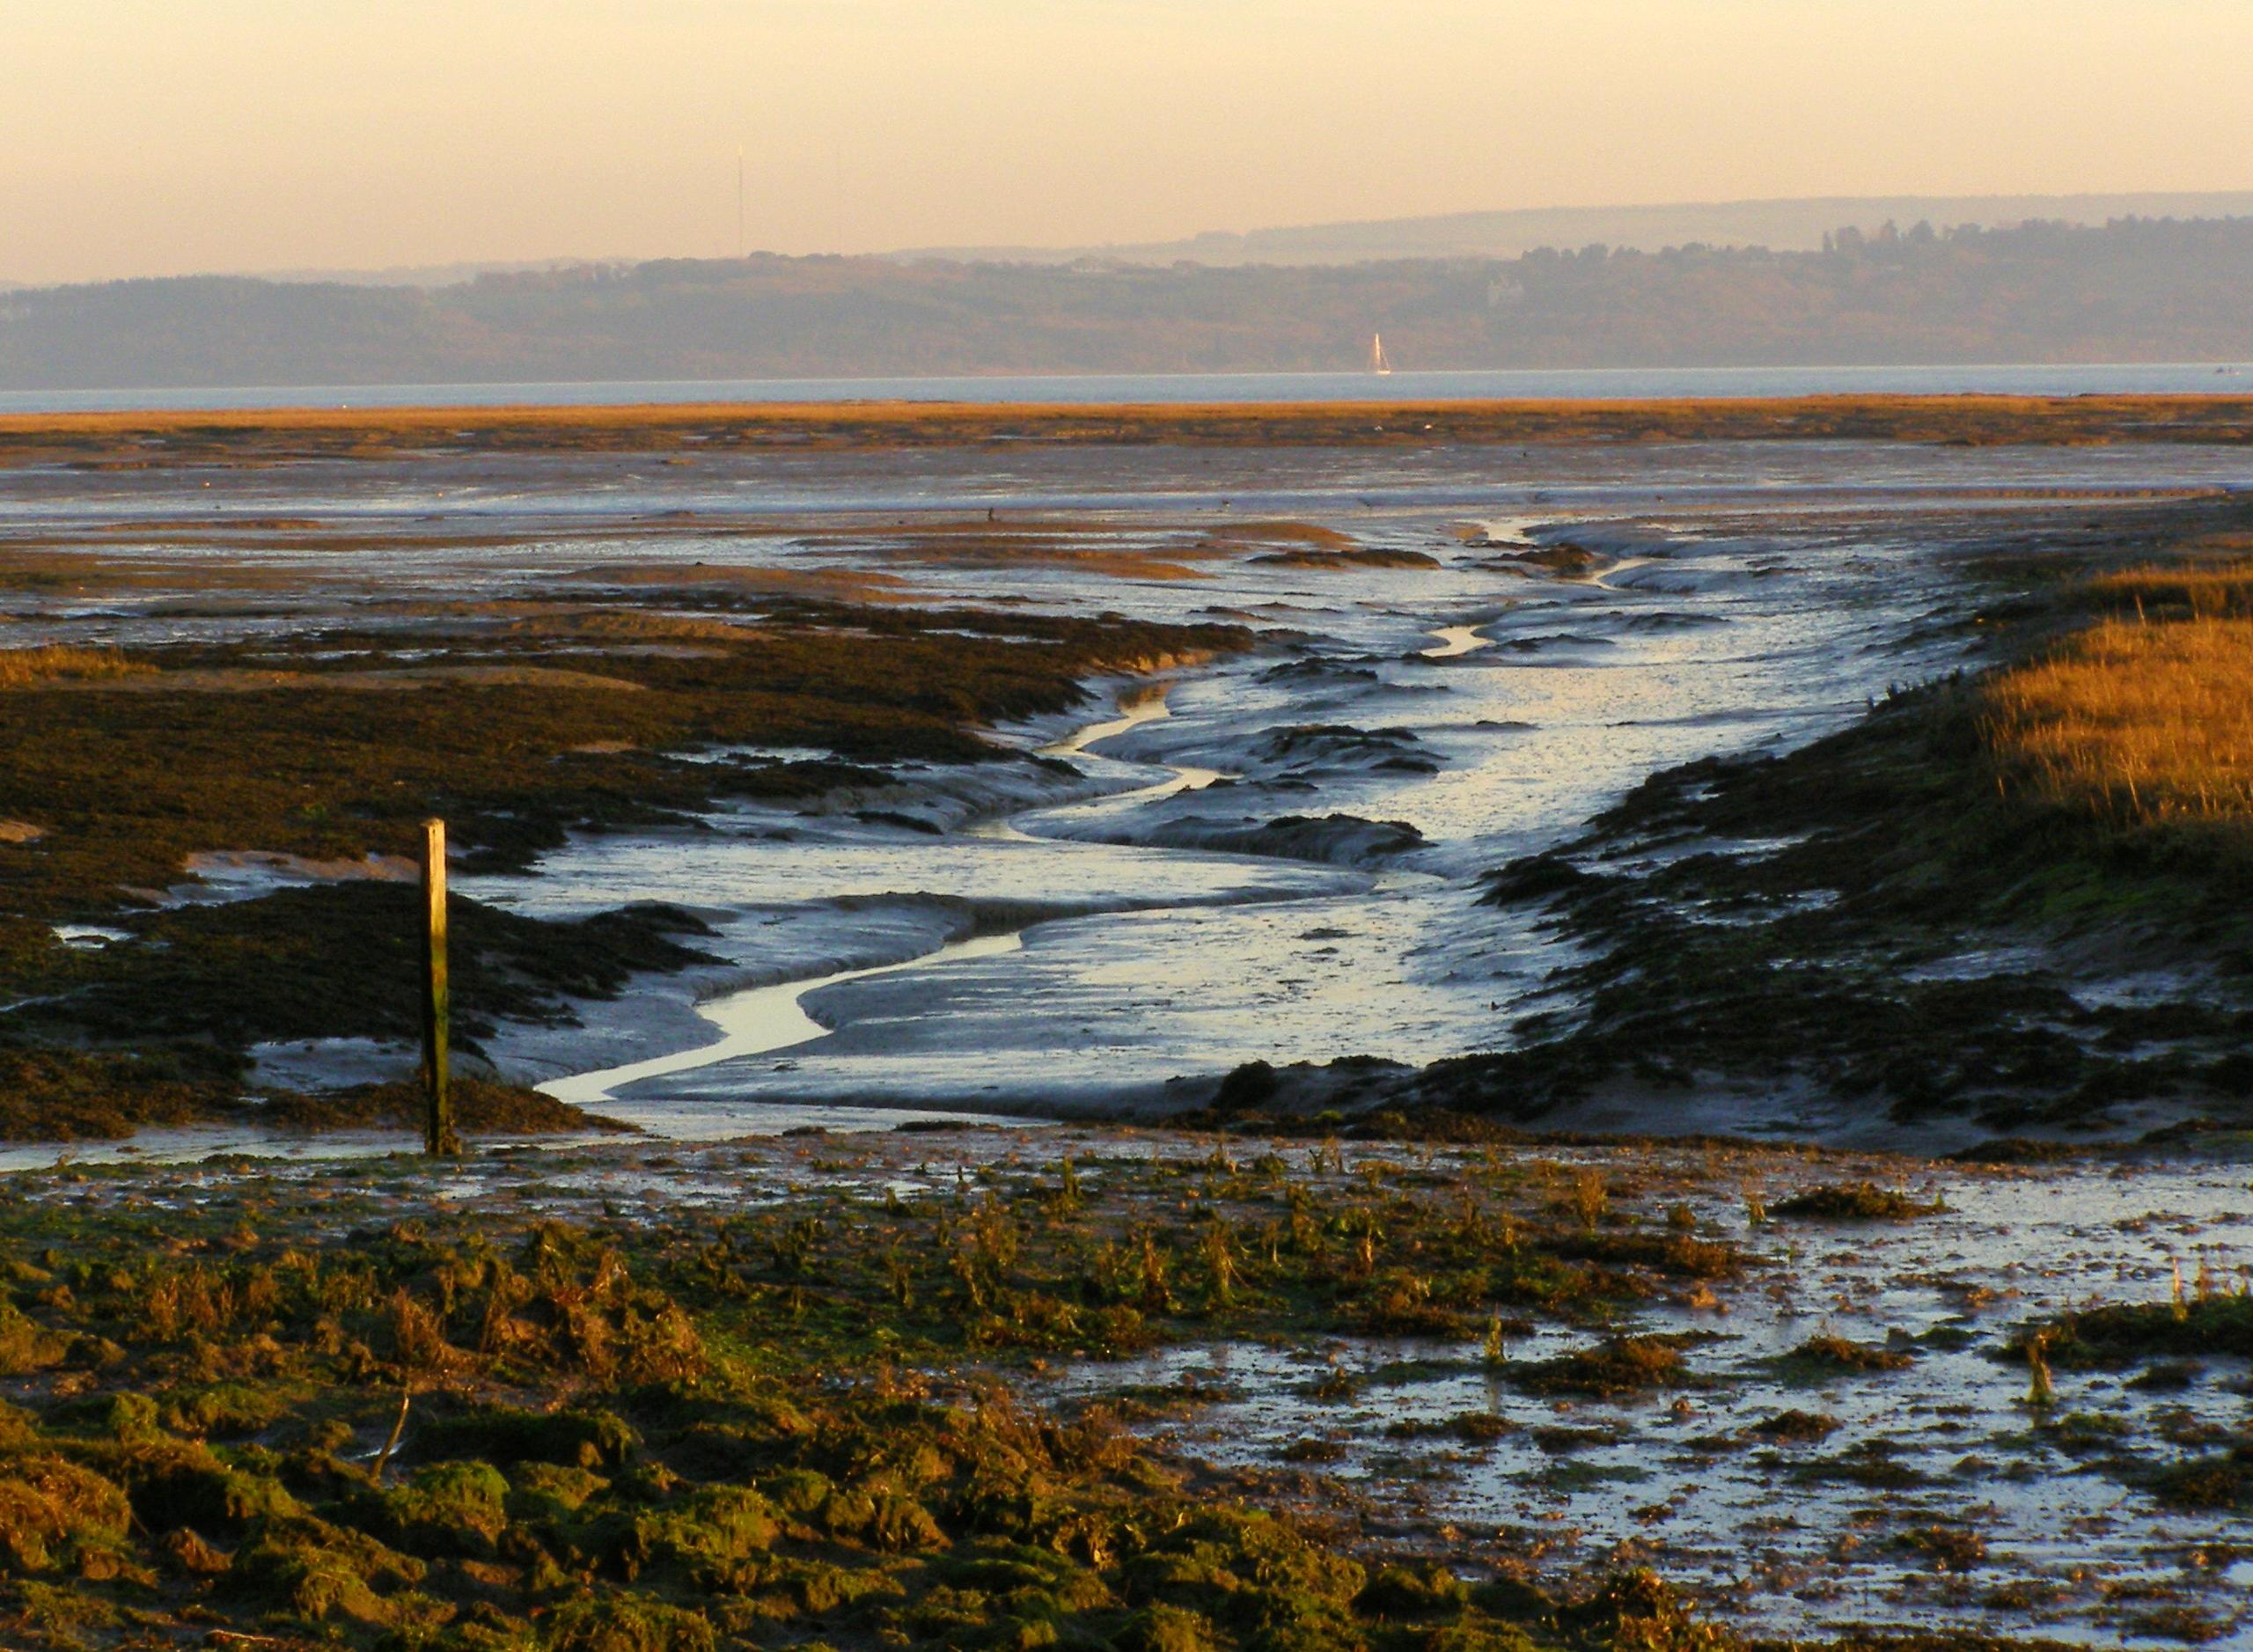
1369,332 -> 1392,376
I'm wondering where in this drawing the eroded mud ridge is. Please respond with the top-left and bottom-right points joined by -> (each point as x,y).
0,1126 -> 2244,1649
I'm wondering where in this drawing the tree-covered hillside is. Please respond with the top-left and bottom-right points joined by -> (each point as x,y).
6,216 -> 2253,388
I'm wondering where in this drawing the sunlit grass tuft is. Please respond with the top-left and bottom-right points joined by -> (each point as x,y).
0,645 -> 149,687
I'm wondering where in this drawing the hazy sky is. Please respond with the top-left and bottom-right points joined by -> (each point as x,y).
8,0 -> 2253,285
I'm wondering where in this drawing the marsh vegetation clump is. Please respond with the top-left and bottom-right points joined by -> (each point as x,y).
1891,1523 -> 1989,1573
1770,1182 -> 1946,1222
2151,1447 -> 2253,1512
1544,1228 -> 1742,1281
0,1046 -> 240,1142
2013,1282 -> 2253,1368
1383,1411 -> 1514,1447
1743,1409 -> 1839,1444
1555,1167 -> 1609,1236
1986,605 -> 2253,834
1481,1311 -> 1510,1368
2022,1333 -> 2057,1410
261,1076 -> 630,1136
1772,1336 -> 1915,1379
1508,1335 -> 1700,1400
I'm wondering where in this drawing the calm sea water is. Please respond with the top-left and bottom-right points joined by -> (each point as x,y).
4,363 -> 2251,415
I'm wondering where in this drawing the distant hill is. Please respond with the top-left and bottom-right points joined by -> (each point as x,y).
899,192 -> 2253,267
249,259 -> 612,290
8,215 -> 2253,391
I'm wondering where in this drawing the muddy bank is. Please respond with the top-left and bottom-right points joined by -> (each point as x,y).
1237,496 -> 2253,1147
0,601 -> 1251,916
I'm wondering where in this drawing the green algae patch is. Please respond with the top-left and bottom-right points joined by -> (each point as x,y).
0,1132 -> 1789,1650
545,1590 -> 719,1652
0,1046 -> 242,1144
223,1514 -> 434,1628
1121,1508 -> 1365,1648
153,1380 -> 301,1439
0,1454 -> 132,1575
0,1300 -> 72,1377
74,1438 -> 305,1536
1357,1560 -> 1472,1619
1117,1599 -> 1227,1652
359,1460 -> 513,1559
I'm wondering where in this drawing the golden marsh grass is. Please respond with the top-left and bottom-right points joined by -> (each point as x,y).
4,393 -> 2253,468
1987,613 -> 2253,826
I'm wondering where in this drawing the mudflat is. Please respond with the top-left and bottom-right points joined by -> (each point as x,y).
4,413 -> 2253,1646
9,427 -> 2253,1144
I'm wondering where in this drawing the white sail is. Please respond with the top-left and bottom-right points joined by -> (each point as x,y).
1370,332 -> 1392,375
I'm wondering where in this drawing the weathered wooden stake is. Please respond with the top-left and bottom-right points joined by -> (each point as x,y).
421,818 -> 459,1156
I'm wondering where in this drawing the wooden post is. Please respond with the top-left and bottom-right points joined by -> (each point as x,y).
420,818 -> 459,1156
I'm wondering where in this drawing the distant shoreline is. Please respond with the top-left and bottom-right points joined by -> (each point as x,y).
5,360 -> 2253,421
8,392 -> 2253,466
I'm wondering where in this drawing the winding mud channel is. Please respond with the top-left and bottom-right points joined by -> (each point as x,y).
422,441 -> 2245,1140
547,688 -> 1243,1112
